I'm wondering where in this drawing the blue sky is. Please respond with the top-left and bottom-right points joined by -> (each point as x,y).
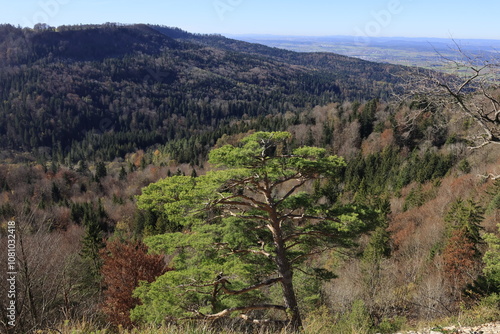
1,0 -> 499,40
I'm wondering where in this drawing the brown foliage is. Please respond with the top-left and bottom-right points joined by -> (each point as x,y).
442,229 -> 477,296
100,240 -> 170,328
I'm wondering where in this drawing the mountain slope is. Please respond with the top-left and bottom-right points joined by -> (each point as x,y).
151,25 -> 406,88
0,23 -> 407,163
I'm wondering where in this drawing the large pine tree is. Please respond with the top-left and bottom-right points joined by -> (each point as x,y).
133,132 -> 378,331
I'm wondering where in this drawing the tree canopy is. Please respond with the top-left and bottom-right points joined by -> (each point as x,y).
133,131 -> 380,331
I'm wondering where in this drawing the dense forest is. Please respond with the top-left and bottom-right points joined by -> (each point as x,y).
0,23 -> 499,334
0,23 -> 406,164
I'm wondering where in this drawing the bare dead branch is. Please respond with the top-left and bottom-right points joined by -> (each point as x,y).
239,314 -> 287,325
187,304 -> 287,320
477,173 -> 500,180
397,42 -> 500,181
403,41 -> 500,149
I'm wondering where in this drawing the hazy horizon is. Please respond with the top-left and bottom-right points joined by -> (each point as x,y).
1,0 -> 499,41
224,33 -> 500,43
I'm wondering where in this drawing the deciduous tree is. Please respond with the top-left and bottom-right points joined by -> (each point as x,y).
100,240 -> 168,328
403,44 -> 500,177
407,45 -> 499,145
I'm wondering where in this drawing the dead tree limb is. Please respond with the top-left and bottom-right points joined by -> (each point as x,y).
188,304 -> 287,320
398,40 -> 500,179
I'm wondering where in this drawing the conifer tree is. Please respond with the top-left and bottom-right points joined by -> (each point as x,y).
483,224 -> 500,289
133,132 -> 378,331
443,199 -> 485,300
95,161 -> 107,182
80,200 -> 108,292
119,166 -> 127,180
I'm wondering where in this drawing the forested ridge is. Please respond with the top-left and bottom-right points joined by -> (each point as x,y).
0,23 -> 403,164
0,23 -> 499,334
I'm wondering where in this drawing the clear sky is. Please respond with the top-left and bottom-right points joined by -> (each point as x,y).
1,0 -> 499,40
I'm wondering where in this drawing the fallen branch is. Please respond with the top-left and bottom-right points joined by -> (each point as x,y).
189,304 -> 287,320
239,314 -> 287,325
477,173 -> 500,180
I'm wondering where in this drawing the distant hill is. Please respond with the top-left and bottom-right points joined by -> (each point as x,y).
227,34 -> 500,68
0,23 -> 409,163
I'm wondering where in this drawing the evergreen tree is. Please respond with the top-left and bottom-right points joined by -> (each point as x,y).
483,224 -> 500,288
79,200 -> 108,293
95,161 -> 107,182
119,166 -> 127,180
133,132 -> 378,331
51,182 -> 62,203
76,160 -> 90,175
443,199 -> 485,300
444,199 -> 484,248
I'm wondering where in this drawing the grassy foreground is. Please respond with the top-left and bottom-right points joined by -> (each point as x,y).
35,295 -> 499,334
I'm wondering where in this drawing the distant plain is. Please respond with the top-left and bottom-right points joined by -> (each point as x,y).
227,34 -> 500,70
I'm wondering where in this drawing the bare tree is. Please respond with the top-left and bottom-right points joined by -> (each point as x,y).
0,207 -> 92,333
400,40 -> 500,178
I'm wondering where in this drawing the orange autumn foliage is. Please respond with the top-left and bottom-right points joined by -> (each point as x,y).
442,229 -> 477,290
100,240 -> 170,328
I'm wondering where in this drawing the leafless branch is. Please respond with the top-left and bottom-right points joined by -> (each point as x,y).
404,54 -> 499,147
398,41 -> 500,179
187,304 -> 287,320
239,314 -> 287,325
477,173 -> 500,180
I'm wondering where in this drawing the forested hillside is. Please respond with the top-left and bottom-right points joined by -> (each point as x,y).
0,23 -> 404,164
0,23 -> 499,334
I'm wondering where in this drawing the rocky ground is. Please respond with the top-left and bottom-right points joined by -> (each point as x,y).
393,322 -> 500,334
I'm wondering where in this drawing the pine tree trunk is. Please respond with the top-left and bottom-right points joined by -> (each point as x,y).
272,221 -> 303,332
265,181 -> 303,332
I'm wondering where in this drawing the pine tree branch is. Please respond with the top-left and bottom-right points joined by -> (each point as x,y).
274,178 -> 308,207
215,193 -> 270,212
280,213 -> 341,224
215,242 -> 273,258
224,248 -> 273,259
220,277 -> 283,295
290,248 -> 330,264
283,230 -> 338,243
176,277 -> 283,296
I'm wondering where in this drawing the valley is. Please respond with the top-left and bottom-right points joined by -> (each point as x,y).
227,34 -> 500,70
0,23 -> 499,334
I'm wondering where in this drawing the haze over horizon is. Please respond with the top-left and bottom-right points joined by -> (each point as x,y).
1,0 -> 499,41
